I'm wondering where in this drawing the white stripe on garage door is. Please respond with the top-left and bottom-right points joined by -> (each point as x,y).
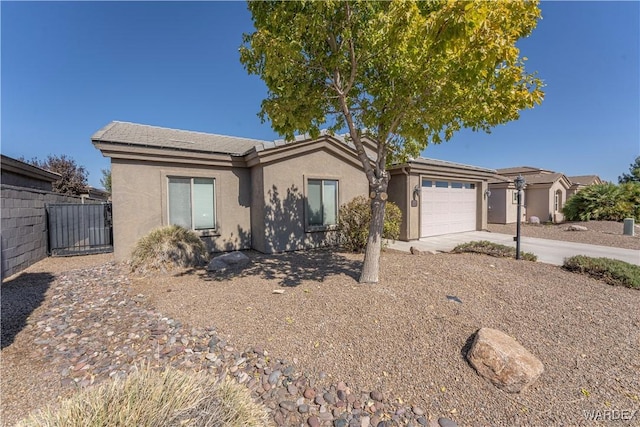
420,179 -> 477,237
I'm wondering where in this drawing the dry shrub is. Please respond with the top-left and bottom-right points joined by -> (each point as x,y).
130,225 -> 208,274
18,365 -> 272,427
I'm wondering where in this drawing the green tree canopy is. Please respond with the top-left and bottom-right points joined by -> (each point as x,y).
618,156 -> 640,184
101,168 -> 112,193
241,0 -> 544,283
22,154 -> 88,196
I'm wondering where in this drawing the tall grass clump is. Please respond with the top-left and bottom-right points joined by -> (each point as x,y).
563,182 -> 640,222
18,366 -> 272,427
130,225 -> 208,274
338,195 -> 402,252
563,255 -> 640,289
453,241 -> 538,261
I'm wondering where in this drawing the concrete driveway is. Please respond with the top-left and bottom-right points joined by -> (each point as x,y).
387,231 -> 640,266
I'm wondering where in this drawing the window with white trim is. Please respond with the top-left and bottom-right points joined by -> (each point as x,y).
168,177 -> 216,230
307,179 -> 338,228
554,190 -> 562,212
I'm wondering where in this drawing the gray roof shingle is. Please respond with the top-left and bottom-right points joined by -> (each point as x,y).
91,121 -> 270,156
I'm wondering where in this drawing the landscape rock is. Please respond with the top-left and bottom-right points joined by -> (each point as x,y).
438,418 -> 458,427
467,328 -> 544,393
207,251 -> 250,271
566,225 -> 588,231
218,251 -> 251,265
207,258 -> 228,272
529,216 -> 540,225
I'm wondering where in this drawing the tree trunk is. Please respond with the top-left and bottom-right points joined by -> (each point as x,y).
359,180 -> 388,284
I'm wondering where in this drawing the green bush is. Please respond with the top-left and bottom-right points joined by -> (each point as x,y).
563,182 -> 640,222
131,225 -> 208,274
563,255 -> 640,289
338,196 -> 402,252
452,240 -> 538,261
18,366 -> 271,427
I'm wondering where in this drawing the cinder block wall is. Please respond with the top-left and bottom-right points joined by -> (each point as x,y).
1,185 -> 84,280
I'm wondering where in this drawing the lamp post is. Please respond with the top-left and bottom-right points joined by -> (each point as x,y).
514,175 -> 526,260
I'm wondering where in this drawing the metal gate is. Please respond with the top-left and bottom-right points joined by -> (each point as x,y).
46,203 -> 113,256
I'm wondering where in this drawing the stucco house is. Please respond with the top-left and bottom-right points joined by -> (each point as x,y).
92,121 -> 496,261
488,166 -> 579,224
566,175 -> 603,198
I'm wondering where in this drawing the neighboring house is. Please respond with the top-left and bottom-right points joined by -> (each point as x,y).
81,186 -> 111,202
92,121 -> 496,261
566,175 -> 603,198
1,154 -> 60,191
487,175 -> 526,225
488,166 -> 578,224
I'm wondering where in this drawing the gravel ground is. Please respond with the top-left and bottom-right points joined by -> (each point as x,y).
2,226 -> 639,426
130,250 -> 640,426
487,220 -> 640,250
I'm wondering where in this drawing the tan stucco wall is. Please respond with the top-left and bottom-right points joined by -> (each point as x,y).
250,165 -> 266,253
387,170 -> 410,241
524,182 -> 566,223
524,187 -> 551,222
488,188 -> 507,224
407,174 -> 422,240
477,181 -> 489,230
255,148 -> 369,253
111,159 -> 251,261
489,187 -> 526,224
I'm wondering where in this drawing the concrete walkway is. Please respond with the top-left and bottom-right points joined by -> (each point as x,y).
387,231 -> 640,266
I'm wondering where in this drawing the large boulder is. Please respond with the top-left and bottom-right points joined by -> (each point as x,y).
467,328 -> 544,393
207,251 -> 250,272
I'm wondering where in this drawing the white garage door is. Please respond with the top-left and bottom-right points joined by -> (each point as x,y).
420,179 -> 477,237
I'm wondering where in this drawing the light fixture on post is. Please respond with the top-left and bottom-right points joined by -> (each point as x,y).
514,174 -> 526,260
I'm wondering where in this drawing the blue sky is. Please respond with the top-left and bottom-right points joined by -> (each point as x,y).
2,1 -> 638,188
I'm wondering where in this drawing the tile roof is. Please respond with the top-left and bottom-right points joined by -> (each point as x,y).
91,121 -> 495,175
496,166 -> 555,175
488,174 -> 514,184
91,121 -> 270,156
568,175 -> 599,185
519,173 -> 565,185
404,157 -> 496,173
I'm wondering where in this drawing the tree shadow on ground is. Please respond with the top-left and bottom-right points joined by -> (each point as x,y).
1,272 -> 54,349
202,249 -> 362,287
